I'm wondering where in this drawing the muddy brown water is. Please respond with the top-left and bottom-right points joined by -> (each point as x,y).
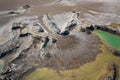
0,0 -> 120,26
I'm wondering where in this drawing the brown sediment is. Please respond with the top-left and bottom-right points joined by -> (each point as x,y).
0,0 -> 120,26
56,35 -> 79,49
0,12 -> 101,80
0,0 -> 120,80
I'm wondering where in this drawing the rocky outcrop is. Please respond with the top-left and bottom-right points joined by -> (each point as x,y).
0,5 -> 31,17
43,14 -> 61,34
82,24 -> 120,36
43,12 -> 81,35
113,50 -> 120,56
0,12 -> 100,80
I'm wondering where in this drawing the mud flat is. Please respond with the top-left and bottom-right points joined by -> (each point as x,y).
0,12 -> 101,80
25,45 -> 120,80
0,0 -> 120,80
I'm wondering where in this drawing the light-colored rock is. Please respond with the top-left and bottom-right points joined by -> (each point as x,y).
43,14 -> 61,34
43,12 -> 81,35
0,12 -> 100,79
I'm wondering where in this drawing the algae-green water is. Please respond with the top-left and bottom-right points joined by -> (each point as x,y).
0,63 -> 3,72
94,30 -> 120,50
0,60 -> 4,73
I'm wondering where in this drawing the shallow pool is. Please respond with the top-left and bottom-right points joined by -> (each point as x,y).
94,30 -> 120,50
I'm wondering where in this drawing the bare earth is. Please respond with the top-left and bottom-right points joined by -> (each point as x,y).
0,0 -> 120,80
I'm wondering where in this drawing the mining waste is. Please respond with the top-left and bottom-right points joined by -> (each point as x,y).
0,0 -> 120,80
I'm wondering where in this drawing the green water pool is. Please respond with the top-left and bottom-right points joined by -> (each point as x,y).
0,63 -> 3,73
0,61 -> 4,73
94,30 -> 120,50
